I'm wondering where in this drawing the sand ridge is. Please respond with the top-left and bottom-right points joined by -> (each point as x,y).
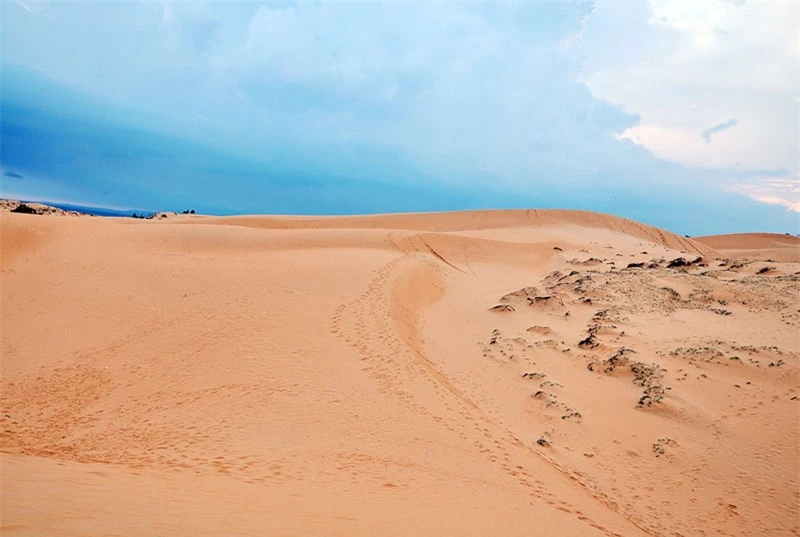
696,233 -> 800,262
1,209 -> 797,536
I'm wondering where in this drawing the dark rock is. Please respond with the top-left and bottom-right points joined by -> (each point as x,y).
666,257 -> 689,268
11,203 -> 38,214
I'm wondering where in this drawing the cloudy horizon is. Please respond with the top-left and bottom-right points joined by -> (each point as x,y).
2,0 -> 798,235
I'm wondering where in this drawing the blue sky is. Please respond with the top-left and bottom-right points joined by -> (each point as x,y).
1,0 -> 798,235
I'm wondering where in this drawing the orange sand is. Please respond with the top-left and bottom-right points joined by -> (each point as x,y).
695,233 -> 800,262
1,209 -> 798,536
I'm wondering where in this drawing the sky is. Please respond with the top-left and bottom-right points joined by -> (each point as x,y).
1,0 -> 798,235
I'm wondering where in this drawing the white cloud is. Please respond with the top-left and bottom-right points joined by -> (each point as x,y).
581,0 -> 799,175
207,2 -> 643,184
728,174 -> 800,213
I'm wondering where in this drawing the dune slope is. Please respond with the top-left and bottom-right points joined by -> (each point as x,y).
695,232 -> 800,262
1,210 -> 798,537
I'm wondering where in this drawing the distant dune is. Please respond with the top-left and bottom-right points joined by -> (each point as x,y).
1,209 -> 798,536
696,232 -> 800,262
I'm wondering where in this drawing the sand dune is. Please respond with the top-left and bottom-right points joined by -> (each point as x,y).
1,209 -> 798,536
695,232 -> 800,262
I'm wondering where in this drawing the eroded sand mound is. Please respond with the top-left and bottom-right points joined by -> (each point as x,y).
1,210 -> 797,536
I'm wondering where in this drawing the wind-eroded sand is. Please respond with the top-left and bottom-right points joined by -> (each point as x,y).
1,210 -> 798,536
